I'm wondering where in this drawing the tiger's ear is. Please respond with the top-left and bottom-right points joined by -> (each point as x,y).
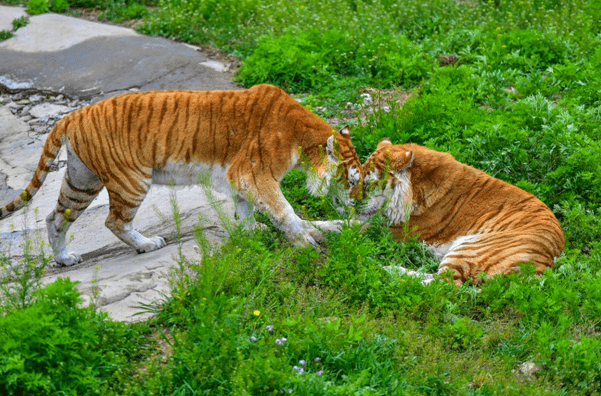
391,150 -> 414,171
338,126 -> 351,136
377,137 -> 392,149
326,135 -> 340,164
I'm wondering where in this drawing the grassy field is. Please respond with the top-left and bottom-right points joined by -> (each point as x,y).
2,0 -> 601,394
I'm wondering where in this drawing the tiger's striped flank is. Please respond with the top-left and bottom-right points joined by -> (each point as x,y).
361,139 -> 565,284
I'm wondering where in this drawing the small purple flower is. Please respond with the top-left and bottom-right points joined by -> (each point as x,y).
288,390 -> 293,394
281,337 -> 287,342
250,336 -> 257,342
275,337 -> 286,345
299,360 -> 306,366
293,366 -> 304,374
314,357 -> 321,363
317,370 -> 323,376
266,324 -> 274,332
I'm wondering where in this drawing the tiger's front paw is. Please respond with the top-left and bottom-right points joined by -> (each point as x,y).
291,223 -> 323,246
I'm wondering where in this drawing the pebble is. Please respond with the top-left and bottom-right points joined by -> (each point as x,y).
32,125 -> 49,135
29,94 -> 44,103
519,362 -> 541,376
20,104 -> 32,115
3,91 -> 86,140
360,93 -> 373,106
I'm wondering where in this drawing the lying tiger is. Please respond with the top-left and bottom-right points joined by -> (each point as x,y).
0,84 -> 363,265
361,139 -> 565,284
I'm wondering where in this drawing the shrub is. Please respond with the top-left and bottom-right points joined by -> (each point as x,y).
25,0 -> 49,15
0,278 -> 148,395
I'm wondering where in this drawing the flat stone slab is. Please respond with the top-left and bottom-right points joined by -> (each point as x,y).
0,5 -> 27,32
0,12 -> 139,53
28,103 -> 73,118
0,7 -> 239,100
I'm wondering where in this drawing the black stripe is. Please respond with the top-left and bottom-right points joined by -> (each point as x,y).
66,178 -> 102,196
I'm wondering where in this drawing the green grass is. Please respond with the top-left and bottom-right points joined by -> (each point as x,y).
0,30 -> 14,40
2,0 -> 601,394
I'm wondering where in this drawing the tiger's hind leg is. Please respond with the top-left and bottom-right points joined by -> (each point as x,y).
47,153 -> 104,266
104,183 -> 167,254
436,232 -> 554,284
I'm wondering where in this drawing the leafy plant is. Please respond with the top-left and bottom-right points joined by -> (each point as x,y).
50,0 -> 70,13
0,278 -> 150,395
26,0 -> 50,15
0,30 -> 14,41
11,16 -> 29,31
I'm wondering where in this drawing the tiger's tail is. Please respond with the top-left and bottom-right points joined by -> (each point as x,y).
0,120 -> 66,219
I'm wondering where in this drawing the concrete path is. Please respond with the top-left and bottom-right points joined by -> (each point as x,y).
0,6 -> 240,322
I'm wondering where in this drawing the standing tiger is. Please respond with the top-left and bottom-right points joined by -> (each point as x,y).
0,84 -> 363,265
361,138 -> 565,284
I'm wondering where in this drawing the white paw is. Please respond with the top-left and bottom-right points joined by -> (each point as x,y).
54,252 -> 83,266
136,236 -> 167,253
291,224 -> 323,246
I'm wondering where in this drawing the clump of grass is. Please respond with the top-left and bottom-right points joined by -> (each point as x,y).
0,30 -> 14,41
11,16 -> 29,31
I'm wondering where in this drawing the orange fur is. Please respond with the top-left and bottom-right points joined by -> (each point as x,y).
362,139 -> 565,284
1,84 -> 362,265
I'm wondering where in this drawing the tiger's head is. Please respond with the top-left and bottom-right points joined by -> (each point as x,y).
360,138 -> 415,224
306,126 -> 363,203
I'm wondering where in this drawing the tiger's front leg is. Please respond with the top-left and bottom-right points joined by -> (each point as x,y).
236,175 -> 323,246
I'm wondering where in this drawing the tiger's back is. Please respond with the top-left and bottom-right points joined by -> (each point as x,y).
63,85 -> 342,192
1,84 -> 362,265
363,141 -> 564,283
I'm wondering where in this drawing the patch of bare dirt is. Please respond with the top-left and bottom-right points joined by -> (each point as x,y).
325,87 -> 417,126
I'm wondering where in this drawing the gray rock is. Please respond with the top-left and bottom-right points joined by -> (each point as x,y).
519,362 -> 542,376
360,93 -> 373,106
20,104 -> 32,115
28,103 -> 72,118
29,94 -> 44,103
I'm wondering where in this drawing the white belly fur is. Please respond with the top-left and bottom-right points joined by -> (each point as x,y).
152,162 -> 233,196
427,234 -> 481,261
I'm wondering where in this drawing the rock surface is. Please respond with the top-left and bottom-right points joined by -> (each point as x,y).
0,6 -> 241,322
